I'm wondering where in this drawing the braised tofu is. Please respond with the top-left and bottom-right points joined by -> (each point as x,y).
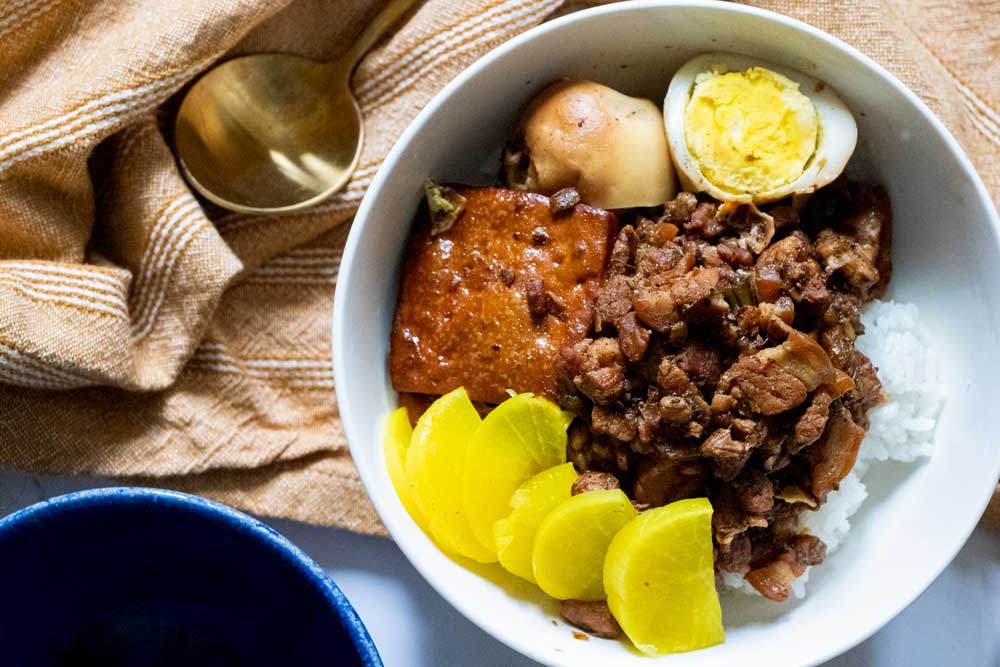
389,187 -> 616,404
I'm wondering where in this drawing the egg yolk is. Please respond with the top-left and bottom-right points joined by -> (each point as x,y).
684,67 -> 819,195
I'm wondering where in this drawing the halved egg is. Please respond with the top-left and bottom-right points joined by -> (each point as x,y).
511,80 -> 676,209
664,53 -> 857,204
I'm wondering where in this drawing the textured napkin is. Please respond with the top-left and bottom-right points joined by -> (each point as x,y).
0,0 -> 997,535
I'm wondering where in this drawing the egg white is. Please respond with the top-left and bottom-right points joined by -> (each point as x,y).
664,52 -> 858,204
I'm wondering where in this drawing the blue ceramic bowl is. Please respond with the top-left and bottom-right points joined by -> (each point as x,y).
0,487 -> 382,667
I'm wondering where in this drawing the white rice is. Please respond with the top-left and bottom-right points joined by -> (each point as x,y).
725,299 -> 943,598
854,300 -> 945,463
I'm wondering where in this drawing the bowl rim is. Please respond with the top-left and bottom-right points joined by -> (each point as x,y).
0,486 -> 383,667
333,1 -> 1000,665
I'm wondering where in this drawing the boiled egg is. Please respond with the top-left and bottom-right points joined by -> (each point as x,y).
516,80 -> 676,209
664,53 -> 857,204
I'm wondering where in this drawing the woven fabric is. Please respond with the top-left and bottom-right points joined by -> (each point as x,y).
0,0 -> 996,534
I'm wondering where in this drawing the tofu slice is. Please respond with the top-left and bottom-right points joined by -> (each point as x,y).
389,187 -> 616,404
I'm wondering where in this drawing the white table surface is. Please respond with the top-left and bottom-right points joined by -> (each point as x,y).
2,471 -> 998,667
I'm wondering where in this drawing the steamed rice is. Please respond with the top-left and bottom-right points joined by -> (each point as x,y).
725,299 -> 944,598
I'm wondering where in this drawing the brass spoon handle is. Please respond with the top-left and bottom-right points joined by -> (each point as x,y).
343,0 -> 423,71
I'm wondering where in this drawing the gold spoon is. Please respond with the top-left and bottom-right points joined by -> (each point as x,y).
175,0 -> 420,214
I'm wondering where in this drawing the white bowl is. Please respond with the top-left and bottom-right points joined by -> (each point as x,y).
333,2 -> 1000,665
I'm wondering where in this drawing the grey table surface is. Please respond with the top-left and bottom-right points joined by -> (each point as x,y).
2,470 -> 998,667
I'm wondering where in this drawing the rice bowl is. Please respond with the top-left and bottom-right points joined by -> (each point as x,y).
333,2 -> 1000,665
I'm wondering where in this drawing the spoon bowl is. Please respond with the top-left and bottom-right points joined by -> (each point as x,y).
176,55 -> 360,213
174,0 -> 419,214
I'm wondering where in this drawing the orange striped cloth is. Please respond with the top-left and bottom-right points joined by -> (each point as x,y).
0,0 -> 997,534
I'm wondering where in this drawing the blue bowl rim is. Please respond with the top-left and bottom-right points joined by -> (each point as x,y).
0,486 -> 383,667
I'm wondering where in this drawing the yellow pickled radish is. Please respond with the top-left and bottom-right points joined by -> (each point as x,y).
603,498 -> 723,655
532,489 -> 638,601
462,393 -> 572,552
494,462 -> 578,583
383,407 -> 426,529
406,388 -> 495,562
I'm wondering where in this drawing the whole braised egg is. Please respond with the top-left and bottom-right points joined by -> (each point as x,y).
510,80 -> 676,209
664,52 -> 857,204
